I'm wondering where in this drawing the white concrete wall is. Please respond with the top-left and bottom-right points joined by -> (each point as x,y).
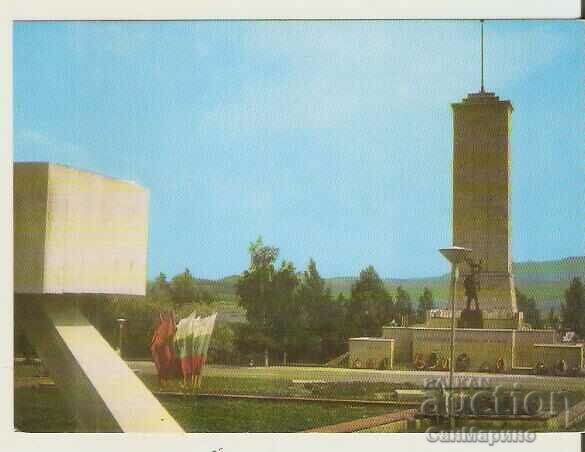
348,339 -> 394,369
382,327 -> 413,363
14,163 -> 149,295
513,329 -> 557,368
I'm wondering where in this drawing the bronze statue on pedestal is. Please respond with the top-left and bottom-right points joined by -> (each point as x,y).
463,259 -> 482,311
458,259 -> 484,329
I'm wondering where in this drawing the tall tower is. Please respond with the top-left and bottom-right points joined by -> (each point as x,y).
451,22 -> 517,313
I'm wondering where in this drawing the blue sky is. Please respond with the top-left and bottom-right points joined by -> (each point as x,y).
13,21 -> 584,280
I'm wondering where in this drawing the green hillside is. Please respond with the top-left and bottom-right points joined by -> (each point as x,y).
191,256 -> 584,311
513,256 -> 585,283
324,257 -> 585,309
324,275 -> 448,302
193,277 -> 239,302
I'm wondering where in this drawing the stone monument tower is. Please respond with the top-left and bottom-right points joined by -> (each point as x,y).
352,22 -> 563,371
451,24 -> 517,314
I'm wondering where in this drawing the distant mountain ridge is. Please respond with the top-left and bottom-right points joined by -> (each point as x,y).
194,256 -> 584,308
513,256 -> 585,283
323,257 -> 585,306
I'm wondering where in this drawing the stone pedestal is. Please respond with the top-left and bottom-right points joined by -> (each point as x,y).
458,309 -> 484,329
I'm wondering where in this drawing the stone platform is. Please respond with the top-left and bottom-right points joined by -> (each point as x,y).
425,308 -> 523,330
348,305 -> 566,373
458,309 -> 484,329
381,323 -> 557,372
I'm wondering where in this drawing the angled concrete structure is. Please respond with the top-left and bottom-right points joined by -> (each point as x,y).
14,162 -> 183,433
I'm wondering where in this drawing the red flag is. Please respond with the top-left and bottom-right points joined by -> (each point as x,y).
150,311 -> 177,385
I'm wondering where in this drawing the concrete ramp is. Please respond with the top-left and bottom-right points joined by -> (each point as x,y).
17,295 -> 184,433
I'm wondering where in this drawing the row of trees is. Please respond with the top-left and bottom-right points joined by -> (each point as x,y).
14,236 -> 584,366
515,277 -> 584,336
235,238 -> 585,364
235,237 -> 432,364
516,288 -> 543,329
148,268 -> 218,305
515,278 -> 585,333
561,277 -> 585,337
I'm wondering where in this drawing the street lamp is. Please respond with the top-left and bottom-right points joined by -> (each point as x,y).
116,318 -> 128,358
439,246 -> 472,429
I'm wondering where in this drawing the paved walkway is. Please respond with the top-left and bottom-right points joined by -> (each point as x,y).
128,361 -> 585,391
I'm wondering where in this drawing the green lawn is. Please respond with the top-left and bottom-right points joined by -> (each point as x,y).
14,364 -> 413,432
139,373 -> 417,401
14,386 -> 395,433
142,374 -> 294,397
159,396 -> 394,432
14,388 -> 78,432
14,363 -> 585,433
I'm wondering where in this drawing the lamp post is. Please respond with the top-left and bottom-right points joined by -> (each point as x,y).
439,246 -> 472,429
116,318 -> 128,358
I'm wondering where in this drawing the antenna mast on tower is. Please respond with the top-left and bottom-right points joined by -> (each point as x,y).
480,19 -> 485,92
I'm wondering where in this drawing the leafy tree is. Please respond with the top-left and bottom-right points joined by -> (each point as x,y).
561,277 -> 585,337
207,323 -> 237,364
87,294 -> 165,359
193,287 -> 217,305
546,307 -> 559,331
270,260 -> 302,363
346,265 -> 393,337
234,323 -> 274,364
147,272 -> 174,304
417,287 -> 434,323
299,259 -> 328,303
297,259 -> 346,361
236,237 -> 301,365
395,286 -> 413,324
170,268 -> 198,305
516,288 -> 542,329
236,238 -> 279,321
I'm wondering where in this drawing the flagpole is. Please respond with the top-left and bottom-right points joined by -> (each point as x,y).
480,19 -> 485,93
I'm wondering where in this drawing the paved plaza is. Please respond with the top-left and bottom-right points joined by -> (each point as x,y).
129,361 -> 585,392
